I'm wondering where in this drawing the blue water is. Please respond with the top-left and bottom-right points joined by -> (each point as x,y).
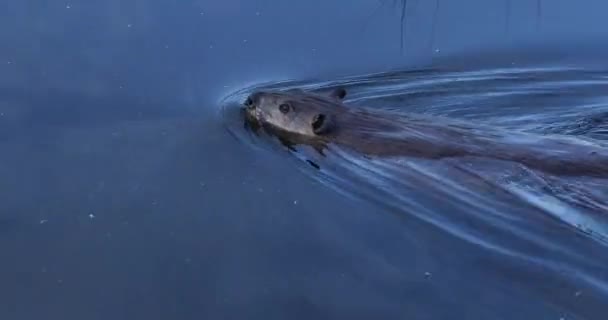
2,1 -> 608,319
221,65 -> 608,319
225,67 -> 608,319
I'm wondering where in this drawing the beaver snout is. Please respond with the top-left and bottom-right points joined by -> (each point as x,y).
244,96 -> 255,110
243,92 -> 263,111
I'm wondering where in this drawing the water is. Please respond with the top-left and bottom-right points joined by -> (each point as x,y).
2,1 -> 608,319
221,66 -> 608,319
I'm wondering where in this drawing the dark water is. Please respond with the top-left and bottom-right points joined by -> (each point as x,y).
2,1 -> 608,319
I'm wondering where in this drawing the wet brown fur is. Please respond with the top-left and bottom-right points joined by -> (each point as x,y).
243,88 -> 608,178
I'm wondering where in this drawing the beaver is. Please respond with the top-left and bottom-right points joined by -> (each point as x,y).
242,87 -> 608,178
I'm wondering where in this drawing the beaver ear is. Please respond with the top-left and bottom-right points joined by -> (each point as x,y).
311,113 -> 333,135
328,88 -> 346,100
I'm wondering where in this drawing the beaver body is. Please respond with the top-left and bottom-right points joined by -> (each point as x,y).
243,88 -> 608,178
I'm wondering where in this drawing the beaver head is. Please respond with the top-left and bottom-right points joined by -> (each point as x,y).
243,88 -> 347,138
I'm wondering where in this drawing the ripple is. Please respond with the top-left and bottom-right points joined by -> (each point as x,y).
220,64 -> 608,299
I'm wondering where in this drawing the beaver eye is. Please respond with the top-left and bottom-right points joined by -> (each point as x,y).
279,103 -> 291,114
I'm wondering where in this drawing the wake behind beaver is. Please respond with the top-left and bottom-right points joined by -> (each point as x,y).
242,87 -> 608,179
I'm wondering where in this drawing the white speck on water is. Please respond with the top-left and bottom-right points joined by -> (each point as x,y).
127,24 -> 132,28
209,44 -> 214,49
39,219 -> 48,224
424,272 -> 432,278
199,182 -> 206,187
88,213 -> 95,219
66,4 -> 71,9
200,11 -> 204,16
574,291 -> 582,297
293,200 -> 298,205
7,61 -> 12,64
243,39 -> 248,43
434,48 -> 441,53
255,11 -> 261,16
1,113 -> 4,117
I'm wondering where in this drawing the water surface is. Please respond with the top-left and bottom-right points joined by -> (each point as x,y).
221,64 -> 608,319
2,0 -> 608,319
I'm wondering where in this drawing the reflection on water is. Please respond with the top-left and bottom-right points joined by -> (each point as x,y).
222,64 -> 608,317
391,0 -> 544,53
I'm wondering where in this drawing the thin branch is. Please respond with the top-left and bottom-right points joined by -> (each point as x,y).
429,0 -> 440,53
400,0 -> 407,54
536,0 -> 542,30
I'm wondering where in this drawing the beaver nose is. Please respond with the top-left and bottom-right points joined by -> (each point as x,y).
244,93 -> 259,110
244,97 -> 254,109
243,96 -> 252,107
